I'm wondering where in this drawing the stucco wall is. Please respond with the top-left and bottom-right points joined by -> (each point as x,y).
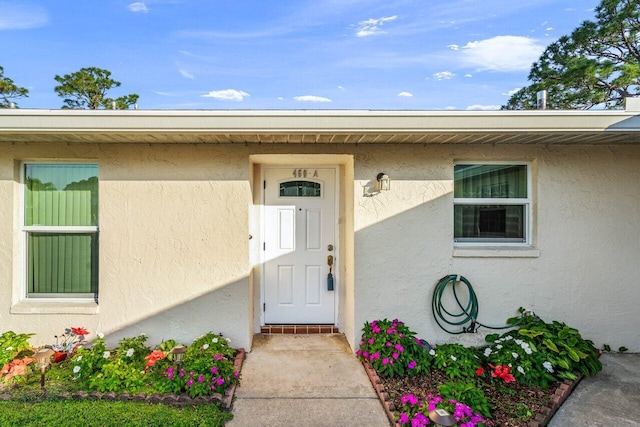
0,143 -> 253,350
353,144 -> 640,352
1,141 -> 639,353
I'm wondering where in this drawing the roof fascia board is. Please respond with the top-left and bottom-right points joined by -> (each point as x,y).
0,109 -> 639,134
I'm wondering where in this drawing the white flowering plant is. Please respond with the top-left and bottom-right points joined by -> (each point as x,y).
71,336 -> 109,382
431,343 -> 483,379
114,334 -> 149,365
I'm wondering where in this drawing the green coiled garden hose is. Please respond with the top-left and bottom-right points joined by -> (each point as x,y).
432,274 -> 516,335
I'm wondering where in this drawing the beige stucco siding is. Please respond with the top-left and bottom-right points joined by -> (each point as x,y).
352,144 -> 640,352
1,141 -> 639,352
1,143 -> 253,350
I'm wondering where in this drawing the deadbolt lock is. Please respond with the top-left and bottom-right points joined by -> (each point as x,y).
327,244 -> 334,251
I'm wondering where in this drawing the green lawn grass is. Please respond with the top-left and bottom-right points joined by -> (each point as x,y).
0,399 -> 233,427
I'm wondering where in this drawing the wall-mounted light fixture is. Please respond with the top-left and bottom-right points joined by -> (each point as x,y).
376,173 -> 390,191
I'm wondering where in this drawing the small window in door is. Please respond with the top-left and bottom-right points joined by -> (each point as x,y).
279,181 -> 321,197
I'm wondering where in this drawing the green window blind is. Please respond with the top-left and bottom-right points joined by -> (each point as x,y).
25,164 -> 98,296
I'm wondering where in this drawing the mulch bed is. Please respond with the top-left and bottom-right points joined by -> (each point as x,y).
362,360 -> 584,426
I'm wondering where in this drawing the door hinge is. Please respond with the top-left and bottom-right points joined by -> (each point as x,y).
263,180 -> 266,189
263,303 -> 266,312
263,242 -> 266,251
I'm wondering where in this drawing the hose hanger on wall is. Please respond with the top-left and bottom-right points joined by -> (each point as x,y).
432,274 -> 517,335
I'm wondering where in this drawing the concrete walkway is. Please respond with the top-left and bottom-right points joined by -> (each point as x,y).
549,353 -> 640,426
228,334 -> 390,427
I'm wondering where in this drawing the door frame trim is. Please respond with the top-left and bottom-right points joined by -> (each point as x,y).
260,165 -> 340,326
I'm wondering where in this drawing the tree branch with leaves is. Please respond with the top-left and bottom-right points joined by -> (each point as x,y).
0,66 -> 29,108
54,67 -> 139,109
504,0 -> 640,110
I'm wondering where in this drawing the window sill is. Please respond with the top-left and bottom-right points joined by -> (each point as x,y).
11,300 -> 99,315
453,247 -> 540,258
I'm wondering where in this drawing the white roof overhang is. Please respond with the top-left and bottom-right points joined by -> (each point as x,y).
0,108 -> 639,145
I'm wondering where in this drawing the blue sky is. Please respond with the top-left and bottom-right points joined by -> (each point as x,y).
1,0 -> 600,110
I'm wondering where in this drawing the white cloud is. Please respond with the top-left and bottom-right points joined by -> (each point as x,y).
503,87 -> 521,97
447,44 -> 460,51
355,15 -> 397,37
464,74 -> 472,78
397,91 -> 413,97
459,36 -> 544,72
545,27 -> 553,31
338,85 -> 345,91
128,2 -> 148,13
0,3 -> 48,29
178,69 -> 194,80
433,71 -> 455,80
202,89 -> 250,101
293,95 -> 332,103
466,104 -> 501,111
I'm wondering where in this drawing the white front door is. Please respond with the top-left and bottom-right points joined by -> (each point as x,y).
263,167 -> 337,324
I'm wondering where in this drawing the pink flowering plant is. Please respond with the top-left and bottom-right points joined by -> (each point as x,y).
357,319 -> 431,377
396,392 -> 487,427
150,332 -> 240,398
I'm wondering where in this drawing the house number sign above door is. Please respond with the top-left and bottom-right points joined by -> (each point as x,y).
292,169 -> 318,178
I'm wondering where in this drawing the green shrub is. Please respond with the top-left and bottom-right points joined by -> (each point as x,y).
438,380 -> 493,418
0,331 -> 34,367
482,308 -> 602,386
431,343 -> 482,379
70,332 -> 240,398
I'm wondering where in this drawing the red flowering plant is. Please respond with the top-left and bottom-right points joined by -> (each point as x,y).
481,330 -> 556,388
49,327 -> 89,355
356,319 -> 431,377
145,349 -> 167,371
0,331 -> 35,382
489,364 -> 516,383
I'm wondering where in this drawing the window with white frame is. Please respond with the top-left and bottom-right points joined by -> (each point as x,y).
23,164 -> 98,298
454,163 -> 530,245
